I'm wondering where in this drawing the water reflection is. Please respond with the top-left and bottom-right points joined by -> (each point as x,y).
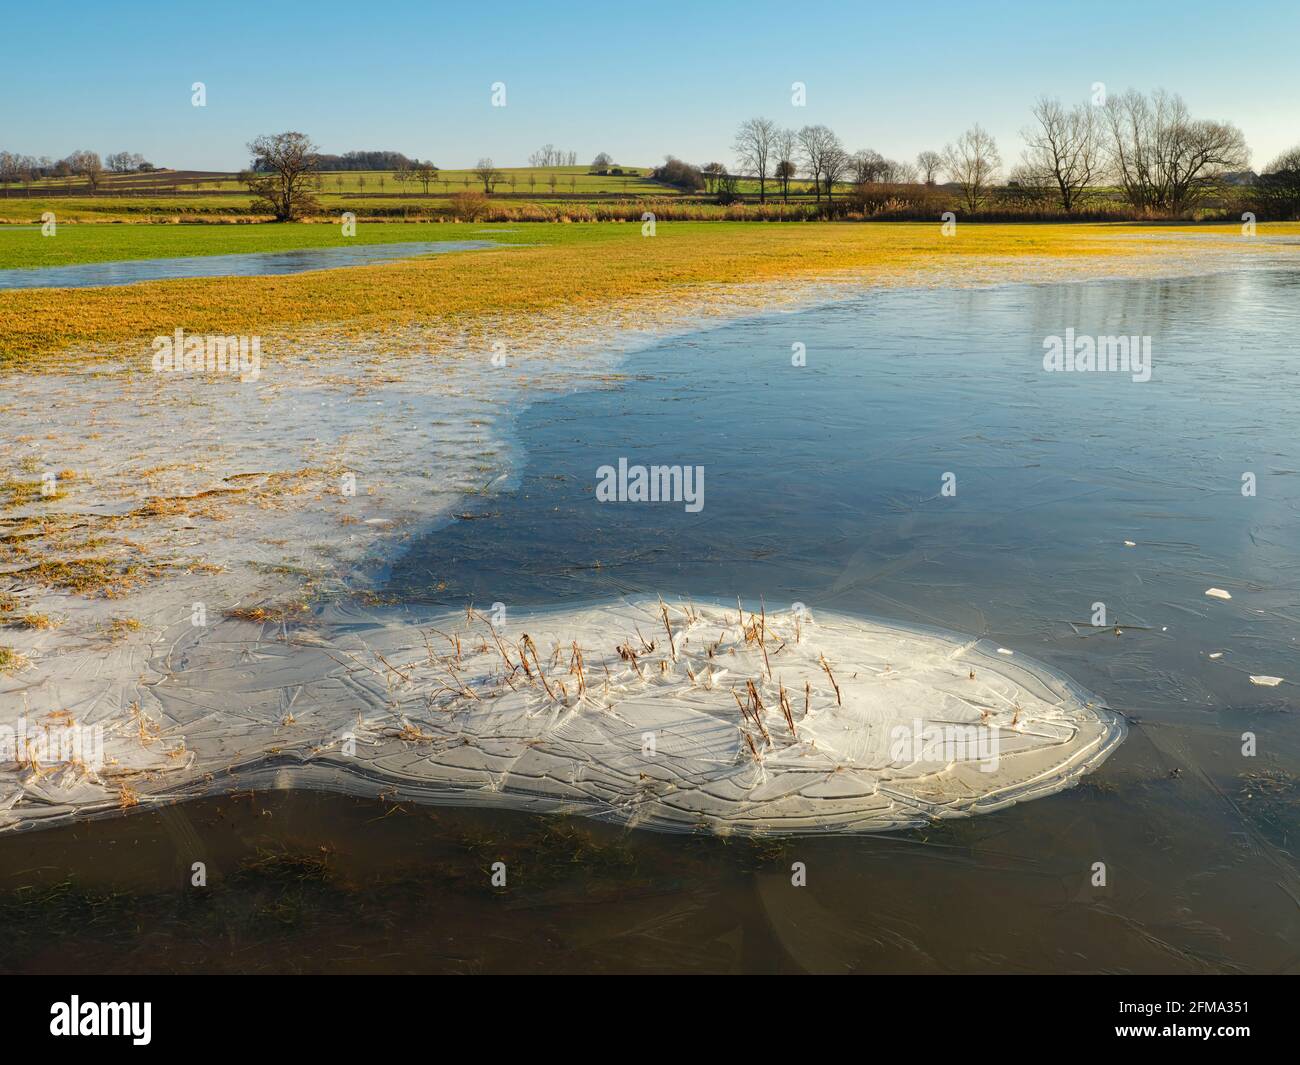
0,240 -> 496,289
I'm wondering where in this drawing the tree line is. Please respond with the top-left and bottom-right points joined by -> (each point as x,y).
687,91 -> 1297,218
0,149 -> 155,195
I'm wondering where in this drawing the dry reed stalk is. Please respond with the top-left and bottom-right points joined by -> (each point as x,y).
480,619 -> 518,676
778,681 -> 797,738
659,598 -> 676,660
521,634 -> 558,700
819,654 -> 842,706
569,641 -> 587,695
374,652 -> 412,684
617,640 -> 645,678
745,679 -> 771,744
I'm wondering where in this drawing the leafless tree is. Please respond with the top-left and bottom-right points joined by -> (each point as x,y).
1007,162 -> 1056,207
822,143 -> 850,200
797,125 -> 840,203
64,149 -> 104,193
850,149 -> 887,184
243,132 -> 321,220
701,162 -> 726,194
942,125 -> 1001,212
1257,145 -> 1300,218
474,157 -> 504,193
414,162 -> 438,194
916,150 -> 942,185
1101,89 -> 1248,214
1020,97 -> 1102,211
0,152 -> 19,197
880,158 -> 919,183
733,117 -> 778,203
774,128 -> 798,202
775,159 -> 797,202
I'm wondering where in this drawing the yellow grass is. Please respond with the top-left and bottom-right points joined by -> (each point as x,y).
3,221 -> 1296,367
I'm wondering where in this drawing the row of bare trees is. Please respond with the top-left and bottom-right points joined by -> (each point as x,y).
527,144 -> 577,168
0,148 -> 154,196
730,117 -> 976,206
1014,91 -> 1250,213
727,90 -> 1274,215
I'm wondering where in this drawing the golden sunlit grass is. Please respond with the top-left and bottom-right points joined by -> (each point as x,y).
0,645 -> 25,674
103,616 -> 144,640
6,221 -> 1291,368
11,557 -> 156,598
225,602 -> 311,624
7,612 -> 59,630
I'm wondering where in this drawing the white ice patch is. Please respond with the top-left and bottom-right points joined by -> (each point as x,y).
0,599 -> 1125,835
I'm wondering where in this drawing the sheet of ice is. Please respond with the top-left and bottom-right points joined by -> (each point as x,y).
0,598 -> 1124,834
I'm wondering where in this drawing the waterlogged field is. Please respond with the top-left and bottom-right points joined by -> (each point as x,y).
0,220 -> 508,270
1,219 -> 1298,973
1,259 -> 1298,972
5,220 -> 1298,366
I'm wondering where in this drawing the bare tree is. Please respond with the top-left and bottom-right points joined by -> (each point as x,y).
591,152 -> 613,168
942,125 -> 1001,212
0,152 -> 19,197
774,128 -> 798,202
1257,145 -> 1300,218
474,157 -> 504,193
881,158 -> 919,183
1007,162 -> 1056,207
243,132 -> 321,220
414,161 -> 438,194
1102,89 -> 1248,214
1020,97 -> 1101,212
64,149 -> 103,194
822,143 -> 850,201
916,150 -> 942,185
733,117 -> 777,203
850,149 -> 887,184
701,161 -> 726,195
775,159 -> 797,203
797,125 -> 839,203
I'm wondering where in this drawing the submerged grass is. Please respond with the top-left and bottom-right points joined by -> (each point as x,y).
5,221 -> 1294,367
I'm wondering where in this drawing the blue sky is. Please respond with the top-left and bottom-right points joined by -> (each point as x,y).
4,0 -> 1297,172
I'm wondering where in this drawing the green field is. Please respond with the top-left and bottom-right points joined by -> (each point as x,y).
0,220 -> 530,269
0,164 -> 838,223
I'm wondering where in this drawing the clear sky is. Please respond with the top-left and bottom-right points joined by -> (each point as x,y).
4,0 -> 1297,172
